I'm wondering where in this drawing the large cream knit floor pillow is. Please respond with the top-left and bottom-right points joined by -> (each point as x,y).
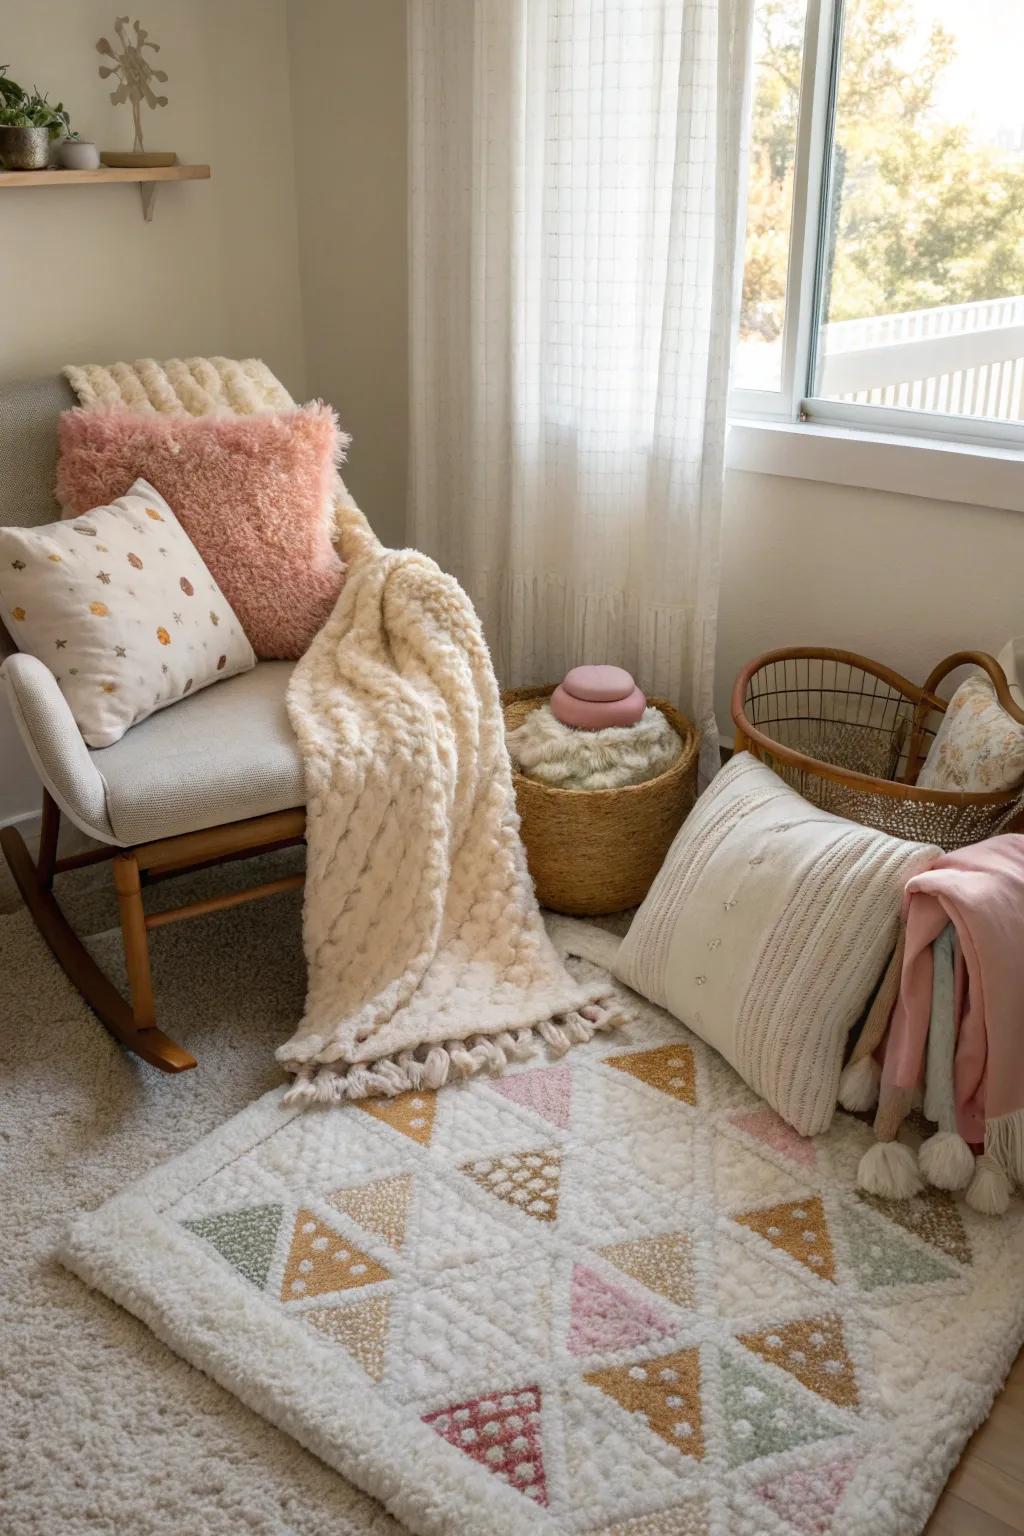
614,754 -> 939,1137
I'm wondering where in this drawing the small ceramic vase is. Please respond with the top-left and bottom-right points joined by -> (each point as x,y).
59,139 -> 101,171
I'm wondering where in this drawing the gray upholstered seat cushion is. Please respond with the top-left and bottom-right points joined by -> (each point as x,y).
91,661 -> 305,844
3,658 -> 304,846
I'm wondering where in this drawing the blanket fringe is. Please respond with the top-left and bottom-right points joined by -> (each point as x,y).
282,997 -> 632,1106
983,1109 -> 1024,1188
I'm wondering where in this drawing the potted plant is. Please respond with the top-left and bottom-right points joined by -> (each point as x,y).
0,66 -> 72,170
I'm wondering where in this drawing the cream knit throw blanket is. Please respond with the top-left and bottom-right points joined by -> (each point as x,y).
64,358 -> 627,1101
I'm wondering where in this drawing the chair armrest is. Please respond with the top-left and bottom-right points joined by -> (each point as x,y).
1,653 -> 117,844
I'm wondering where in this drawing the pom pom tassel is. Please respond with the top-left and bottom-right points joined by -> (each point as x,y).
966,1153 -> 1012,1217
839,1056 -> 881,1113
857,1140 -> 922,1200
918,1130 -> 975,1192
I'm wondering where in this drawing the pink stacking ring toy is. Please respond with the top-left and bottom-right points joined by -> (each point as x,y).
550,664 -> 646,729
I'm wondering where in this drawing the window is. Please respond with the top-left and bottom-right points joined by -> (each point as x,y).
733,0 -> 1024,446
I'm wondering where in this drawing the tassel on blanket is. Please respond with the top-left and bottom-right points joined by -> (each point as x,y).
966,1153 -> 1012,1217
964,1112 -> 1024,1216
858,1140 -> 923,1200
839,928 -> 905,1113
918,924 -> 975,1191
282,998 -> 631,1106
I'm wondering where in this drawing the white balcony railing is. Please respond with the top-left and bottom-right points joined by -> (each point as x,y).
817,294 -> 1024,421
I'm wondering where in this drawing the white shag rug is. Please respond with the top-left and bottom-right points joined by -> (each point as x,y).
32,872 -> 1024,1536
0,853 -> 398,1536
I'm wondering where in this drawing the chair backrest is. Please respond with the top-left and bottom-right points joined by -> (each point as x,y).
0,374 -> 77,530
0,374 -> 77,657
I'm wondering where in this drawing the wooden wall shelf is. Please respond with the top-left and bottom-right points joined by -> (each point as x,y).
0,163 -> 211,221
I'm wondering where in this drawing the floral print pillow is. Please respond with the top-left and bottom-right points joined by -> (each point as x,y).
917,675 -> 1024,793
0,479 -> 254,748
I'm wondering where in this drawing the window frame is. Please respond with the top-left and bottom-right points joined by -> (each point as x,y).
730,0 -> 1024,454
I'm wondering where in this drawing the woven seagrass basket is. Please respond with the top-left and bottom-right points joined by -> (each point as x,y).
732,647 -> 1024,851
503,684 -> 699,916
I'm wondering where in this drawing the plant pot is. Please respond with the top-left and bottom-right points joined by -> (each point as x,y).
0,124 -> 50,171
59,139 -> 101,170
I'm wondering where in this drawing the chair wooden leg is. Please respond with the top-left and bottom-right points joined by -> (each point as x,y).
36,791 -> 60,891
1,821 -> 196,1073
113,851 -> 156,1031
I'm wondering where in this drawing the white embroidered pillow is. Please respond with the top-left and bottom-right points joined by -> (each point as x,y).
613,753 -> 938,1137
0,479 -> 255,748
917,674 -> 1024,793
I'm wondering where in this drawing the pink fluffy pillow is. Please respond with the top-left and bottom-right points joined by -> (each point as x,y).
56,403 -> 347,659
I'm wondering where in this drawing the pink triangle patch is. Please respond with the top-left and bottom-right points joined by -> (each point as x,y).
756,1453 -> 858,1535
491,1066 -> 572,1130
423,1384 -> 548,1504
567,1263 -> 673,1357
732,1107 -> 816,1167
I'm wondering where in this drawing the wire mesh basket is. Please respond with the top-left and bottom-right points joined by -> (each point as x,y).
732,647 -> 1024,850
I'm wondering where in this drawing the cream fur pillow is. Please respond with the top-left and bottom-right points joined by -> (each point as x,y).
0,479 -> 254,748
613,753 -> 938,1136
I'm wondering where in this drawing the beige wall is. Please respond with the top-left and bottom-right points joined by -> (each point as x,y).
0,0 -> 307,824
717,471 -> 1024,735
287,0 -> 408,550
4,1 -> 1022,827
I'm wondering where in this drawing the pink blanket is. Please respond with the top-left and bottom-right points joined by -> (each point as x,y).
880,835 -> 1024,1169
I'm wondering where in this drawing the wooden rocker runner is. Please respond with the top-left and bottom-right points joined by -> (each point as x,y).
1,374 -> 311,1072
1,796 -> 306,1073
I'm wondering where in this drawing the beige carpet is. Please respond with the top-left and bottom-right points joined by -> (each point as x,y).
0,849 -> 401,1536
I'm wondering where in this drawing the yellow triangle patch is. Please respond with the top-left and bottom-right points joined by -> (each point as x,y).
357,1090 -> 437,1145
281,1208 -> 390,1301
605,1044 -> 696,1105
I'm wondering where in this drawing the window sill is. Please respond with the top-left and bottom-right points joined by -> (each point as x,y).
725,417 -> 1024,515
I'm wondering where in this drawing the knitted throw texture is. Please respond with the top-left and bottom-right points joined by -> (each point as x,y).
64,358 -> 627,1101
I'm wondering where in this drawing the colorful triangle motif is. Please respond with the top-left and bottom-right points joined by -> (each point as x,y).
755,1453 -> 858,1536
735,1197 -> 836,1283
281,1208 -> 391,1301
305,1295 -> 391,1381
182,1204 -> 283,1290
328,1174 -> 412,1251
731,1108 -> 816,1168
423,1384 -> 547,1504
856,1187 -> 971,1266
720,1350 -> 842,1469
840,1203 -> 956,1291
357,1090 -> 436,1145
491,1066 -> 572,1129
601,1233 -> 695,1309
460,1147 -> 561,1222
567,1264 -> 674,1356
584,1347 -> 704,1460
605,1044 -> 696,1105
738,1315 -> 858,1408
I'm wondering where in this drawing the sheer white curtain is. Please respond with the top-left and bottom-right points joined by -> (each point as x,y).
408,0 -> 753,780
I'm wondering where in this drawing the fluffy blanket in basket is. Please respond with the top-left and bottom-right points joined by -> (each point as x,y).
64,359 -> 627,1101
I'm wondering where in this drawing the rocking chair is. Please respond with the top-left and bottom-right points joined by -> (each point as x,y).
0,375 -> 308,1072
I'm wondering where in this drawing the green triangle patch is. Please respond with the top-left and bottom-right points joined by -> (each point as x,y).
719,1350 -> 843,1469
840,1203 -> 957,1291
183,1203 -> 284,1290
